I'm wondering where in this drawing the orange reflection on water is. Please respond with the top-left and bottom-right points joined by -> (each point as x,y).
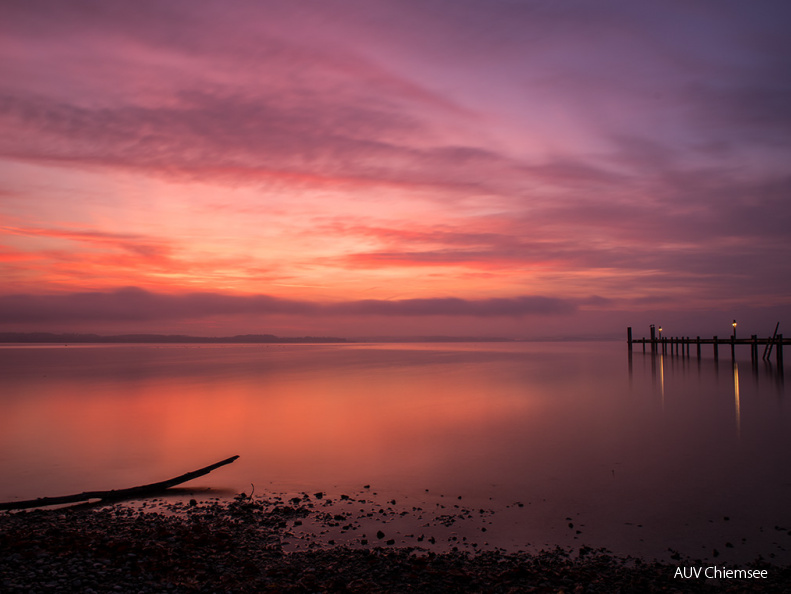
1,345 -> 538,498
733,362 -> 741,439
5,343 -> 791,565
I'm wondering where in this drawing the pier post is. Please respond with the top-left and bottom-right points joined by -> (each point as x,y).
696,336 -> 701,359
713,336 -> 718,361
751,335 -> 757,363
650,325 -> 656,353
731,334 -> 735,360
627,327 -> 632,350
763,322 -> 780,360
777,334 -> 784,368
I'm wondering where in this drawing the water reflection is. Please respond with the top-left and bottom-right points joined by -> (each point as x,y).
2,342 -> 790,563
636,342 -> 784,393
635,343 -> 784,439
733,362 -> 741,439
0,343 -> 565,500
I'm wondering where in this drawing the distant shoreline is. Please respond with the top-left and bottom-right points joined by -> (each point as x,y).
0,332 -> 623,344
0,332 -> 348,344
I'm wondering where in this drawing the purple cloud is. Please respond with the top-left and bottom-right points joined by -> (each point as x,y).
0,287 -> 577,324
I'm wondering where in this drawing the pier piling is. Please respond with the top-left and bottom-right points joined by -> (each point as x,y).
628,326 -> 785,370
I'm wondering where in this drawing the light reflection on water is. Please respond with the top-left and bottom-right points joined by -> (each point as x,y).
734,362 -> 741,439
1,341 -> 789,562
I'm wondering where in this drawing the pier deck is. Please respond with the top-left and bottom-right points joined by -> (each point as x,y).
627,326 -> 786,367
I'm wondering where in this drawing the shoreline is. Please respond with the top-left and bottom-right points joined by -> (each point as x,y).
2,496 -> 788,593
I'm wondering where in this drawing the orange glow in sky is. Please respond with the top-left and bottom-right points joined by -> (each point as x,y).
1,2 -> 790,337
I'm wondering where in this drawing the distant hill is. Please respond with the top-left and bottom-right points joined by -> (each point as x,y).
354,336 -> 516,342
0,332 -> 348,344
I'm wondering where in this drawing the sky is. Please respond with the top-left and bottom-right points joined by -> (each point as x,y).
1,0 -> 790,339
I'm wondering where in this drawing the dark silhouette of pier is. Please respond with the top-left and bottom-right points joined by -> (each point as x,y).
627,324 -> 786,368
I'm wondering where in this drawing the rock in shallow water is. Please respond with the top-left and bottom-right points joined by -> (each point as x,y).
1,497 -> 788,593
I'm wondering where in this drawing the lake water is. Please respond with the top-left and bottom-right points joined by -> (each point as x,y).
1,341 -> 789,563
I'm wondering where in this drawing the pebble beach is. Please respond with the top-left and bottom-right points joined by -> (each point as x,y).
2,492 -> 789,593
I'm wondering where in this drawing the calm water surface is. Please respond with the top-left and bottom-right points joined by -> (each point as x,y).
1,341 -> 789,562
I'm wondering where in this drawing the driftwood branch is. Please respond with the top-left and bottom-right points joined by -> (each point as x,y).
0,455 -> 239,511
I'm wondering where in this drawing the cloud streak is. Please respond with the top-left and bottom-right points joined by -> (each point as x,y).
0,287 -> 577,324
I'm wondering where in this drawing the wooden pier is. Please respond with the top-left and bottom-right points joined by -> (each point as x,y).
627,325 -> 786,368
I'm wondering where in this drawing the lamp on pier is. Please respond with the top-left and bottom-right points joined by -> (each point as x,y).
732,319 -> 737,339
